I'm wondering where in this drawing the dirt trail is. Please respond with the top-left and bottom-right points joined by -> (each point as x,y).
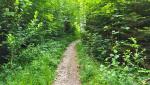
53,41 -> 81,85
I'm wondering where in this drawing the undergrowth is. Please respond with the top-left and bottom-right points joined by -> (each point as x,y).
0,36 -> 74,85
76,43 -> 149,85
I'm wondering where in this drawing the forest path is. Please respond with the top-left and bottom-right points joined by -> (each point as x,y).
53,41 -> 81,85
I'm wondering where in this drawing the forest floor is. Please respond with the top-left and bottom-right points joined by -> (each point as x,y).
53,40 -> 81,85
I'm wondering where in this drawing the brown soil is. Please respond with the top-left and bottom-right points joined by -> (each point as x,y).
53,41 -> 81,85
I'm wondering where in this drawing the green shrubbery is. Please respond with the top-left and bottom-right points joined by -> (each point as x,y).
77,43 -> 149,85
0,36 -> 74,85
81,0 -> 150,68
0,0 -> 82,84
0,0 -> 81,66
82,32 -> 145,67
0,0 -> 150,84
79,1 -> 150,84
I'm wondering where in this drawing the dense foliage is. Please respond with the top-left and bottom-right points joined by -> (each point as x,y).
79,0 -> 150,84
0,0 -> 81,66
0,0 -> 150,85
0,0 -> 80,84
82,0 -> 150,68
79,0 -> 150,85
77,43 -> 145,85
0,36 -> 74,84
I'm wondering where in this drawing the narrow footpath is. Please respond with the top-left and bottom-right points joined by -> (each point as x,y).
53,41 -> 81,85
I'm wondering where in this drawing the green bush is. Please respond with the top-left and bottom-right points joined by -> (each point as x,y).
77,43 -> 146,85
81,0 -> 149,67
0,36 -> 74,85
